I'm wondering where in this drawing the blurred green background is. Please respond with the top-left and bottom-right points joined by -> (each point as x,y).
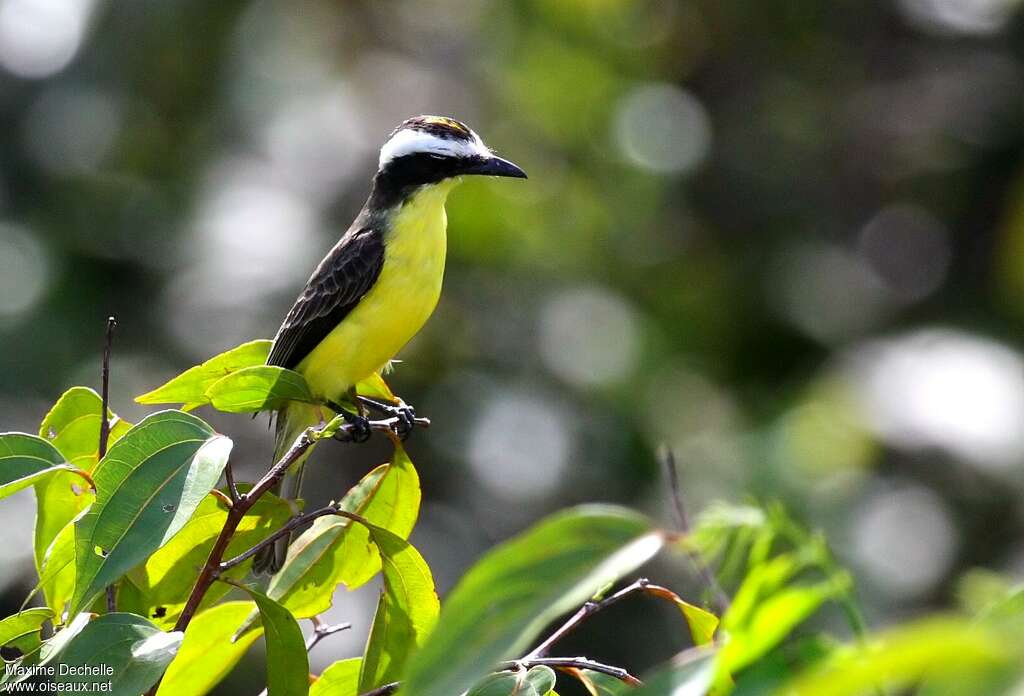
1,0 -> 1024,691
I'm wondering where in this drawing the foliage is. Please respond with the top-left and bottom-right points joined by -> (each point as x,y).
1,339 -> 1023,696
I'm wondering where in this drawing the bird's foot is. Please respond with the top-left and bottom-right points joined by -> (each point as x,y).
333,409 -> 372,443
358,396 -> 417,441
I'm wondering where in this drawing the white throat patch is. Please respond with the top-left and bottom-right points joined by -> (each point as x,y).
378,128 -> 490,169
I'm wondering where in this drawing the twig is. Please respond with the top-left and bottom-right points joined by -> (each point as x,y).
219,505 -> 352,571
224,460 -> 240,504
148,416 -> 423,696
504,657 -> 642,687
172,415 -> 403,636
172,426 -> 318,633
525,578 -> 653,659
99,316 -> 116,613
99,316 -> 117,458
305,617 -> 351,652
357,684 -> 399,696
659,446 -> 730,615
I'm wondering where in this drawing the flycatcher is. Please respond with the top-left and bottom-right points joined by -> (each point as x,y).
254,115 -> 526,572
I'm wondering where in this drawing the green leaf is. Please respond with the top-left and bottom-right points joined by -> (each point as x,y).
722,553 -> 804,633
158,601 -> 264,696
39,387 -> 132,469
40,613 -> 181,694
643,584 -> 718,647
354,372 -> 396,403
231,584 -> 310,696
358,527 -> 439,692
0,432 -> 89,500
135,340 -> 272,409
122,492 -> 290,628
401,505 -> 662,696
311,658 -> 362,696
721,576 -> 849,672
31,515 -> 80,620
779,617 -> 1010,696
686,503 -> 768,576
136,339 -> 396,412
677,600 -> 718,647
70,411 -> 233,616
467,667 -> 558,696
0,432 -> 94,619
35,387 -> 131,580
3,613 -> 84,686
206,365 -> 314,413
0,608 -> 54,654
267,445 -> 420,620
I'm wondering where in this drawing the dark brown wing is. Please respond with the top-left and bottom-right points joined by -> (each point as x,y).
267,227 -> 385,370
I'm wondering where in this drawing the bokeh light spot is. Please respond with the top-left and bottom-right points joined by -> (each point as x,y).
23,86 -> 120,175
847,329 -> 1024,471
0,0 -> 96,78
0,223 -> 50,319
858,204 -> 951,302
898,0 -> 1020,36
538,285 -> 642,388
468,389 -> 572,503
614,82 -> 711,174
852,483 -> 958,598
770,242 -> 893,344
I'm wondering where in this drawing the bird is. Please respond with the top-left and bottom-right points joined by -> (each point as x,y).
253,115 -> 527,573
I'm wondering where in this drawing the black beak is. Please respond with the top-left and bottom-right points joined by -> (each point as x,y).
461,155 -> 528,179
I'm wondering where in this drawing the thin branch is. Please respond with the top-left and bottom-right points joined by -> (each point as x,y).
172,426 -> 319,633
659,446 -> 730,614
151,415 -> 424,696
525,578 -> 653,659
99,316 -> 117,614
506,657 -> 642,687
305,617 -> 351,652
99,316 -> 116,459
219,505 -> 351,571
224,460 -> 240,504
357,684 -> 399,696
172,413 -> 393,635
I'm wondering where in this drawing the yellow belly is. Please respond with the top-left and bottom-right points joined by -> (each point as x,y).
296,181 -> 455,401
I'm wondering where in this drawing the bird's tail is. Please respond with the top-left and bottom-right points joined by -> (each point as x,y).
252,400 -> 325,575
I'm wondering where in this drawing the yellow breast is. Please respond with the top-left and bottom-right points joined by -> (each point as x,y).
297,181 -> 456,401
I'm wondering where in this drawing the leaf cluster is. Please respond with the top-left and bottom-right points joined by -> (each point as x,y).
0,341 -> 1021,696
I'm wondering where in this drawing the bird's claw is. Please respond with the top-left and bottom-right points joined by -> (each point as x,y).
334,411 -> 372,443
393,404 -> 416,441
357,396 -> 417,441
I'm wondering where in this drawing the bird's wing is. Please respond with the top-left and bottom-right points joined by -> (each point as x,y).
267,227 -> 386,370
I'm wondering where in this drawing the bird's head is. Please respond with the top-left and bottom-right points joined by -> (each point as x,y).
376,115 -> 527,187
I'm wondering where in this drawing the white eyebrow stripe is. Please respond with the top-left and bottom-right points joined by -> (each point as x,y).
378,128 -> 490,168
